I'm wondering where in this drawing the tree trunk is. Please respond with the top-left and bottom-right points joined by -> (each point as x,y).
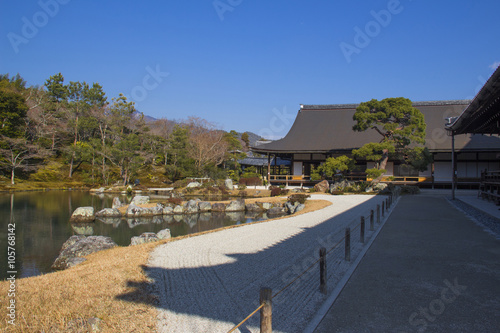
11,168 -> 15,185
69,153 -> 74,178
373,149 -> 389,184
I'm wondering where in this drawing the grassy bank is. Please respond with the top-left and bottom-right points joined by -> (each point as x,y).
0,197 -> 331,332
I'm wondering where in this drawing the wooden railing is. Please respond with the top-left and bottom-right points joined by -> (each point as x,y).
479,170 -> 500,203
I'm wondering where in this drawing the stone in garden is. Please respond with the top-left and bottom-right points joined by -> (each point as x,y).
173,205 -> 184,214
211,203 -> 226,212
156,228 -> 172,240
52,236 -> 117,270
295,203 -> 305,213
246,203 -> 263,212
162,205 -> 174,215
224,178 -> 234,190
186,182 -> 201,188
267,207 -> 287,217
130,232 -> 159,245
225,199 -> 245,212
130,195 -> 150,205
374,183 -> 388,192
285,201 -> 299,214
198,201 -> 212,212
95,208 -> 121,217
95,187 -> 106,193
260,202 -> 273,210
183,200 -> 199,214
314,180 -> 329,193
70,207 -> 95,222
112,197 -> 123,209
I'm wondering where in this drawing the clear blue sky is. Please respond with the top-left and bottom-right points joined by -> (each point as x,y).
1,0 -> 499,139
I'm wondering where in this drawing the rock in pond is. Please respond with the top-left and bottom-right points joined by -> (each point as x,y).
70,207 -> 95,222
246,203 -> 263,212
157,228 -> 171,240
198,201 -> 212,212
112,197 -> 124,208
267,207 -> 287,217
225,199 -> 245,212
52,235 -> 117,270
130,195 -> 150,205
211,202 -> 226,212
186,181 -> 201,188
183,200 -> 199,214
96,208 -> 121,217
131,232 -> 160,245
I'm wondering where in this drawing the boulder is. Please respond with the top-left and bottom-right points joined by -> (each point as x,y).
156,228 -> 172,240
260,202 -> 273,211
130,232 -> 159,246
211,202 -> 226,212
267,207 -> 287,217
374,183 -> 389,192
130,195 -> 150,205
162,205 -> 174,215
295,203 -> 305,213
70,207 -> 95,222
183,200 -> 199,214
95,187 -> 106,193
330,180 -> 353,192
126,204 -> 162,217
52,236 -> 117,270
225,199 -> 245,212
95,208 -> 121,217
224,178 -> 234,190
112,197 -> 124,209
314,180 -> 330,193
198,201 -> 212,212
186,182 -> 201,188
246,203 -> 263,212
173,205 -> 184,214
285,201 -> 299,214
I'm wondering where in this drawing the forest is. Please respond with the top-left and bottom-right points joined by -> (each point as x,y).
0,73 -> 253,188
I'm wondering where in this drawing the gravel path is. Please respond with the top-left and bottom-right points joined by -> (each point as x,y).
148,194 -> 390,333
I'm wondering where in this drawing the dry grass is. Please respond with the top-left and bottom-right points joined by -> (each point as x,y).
0,198 -> 331,332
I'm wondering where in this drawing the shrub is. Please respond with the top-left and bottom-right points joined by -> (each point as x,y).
287,194 -> 310,204
166,197 -> 182,205
239,177 -> 262,186
400,185 -> 420,195
173,179 -> 189,189
237,184 -> 247,190
270,186 -> 289,197
238,190 -> 248,198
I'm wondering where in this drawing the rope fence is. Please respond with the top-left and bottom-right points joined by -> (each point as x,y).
227,191 -> 400,333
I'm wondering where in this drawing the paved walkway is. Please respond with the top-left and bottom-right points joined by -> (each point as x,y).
313,192 -> 500,333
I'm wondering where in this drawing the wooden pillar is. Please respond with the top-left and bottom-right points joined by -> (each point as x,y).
267,153 -> 271,186
260,287 -> 272,333
452,132 -> 456,200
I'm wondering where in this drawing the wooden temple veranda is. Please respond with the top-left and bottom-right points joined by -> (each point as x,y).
252,66 -> 500,188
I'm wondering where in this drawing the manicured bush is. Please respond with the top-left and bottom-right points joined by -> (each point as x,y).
166,197 -> 182,205
270,186 -> 289,197
287,194 -> 310,204
239,177 -> 262,186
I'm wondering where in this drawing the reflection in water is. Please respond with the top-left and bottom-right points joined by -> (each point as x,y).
0,191 -> 279,280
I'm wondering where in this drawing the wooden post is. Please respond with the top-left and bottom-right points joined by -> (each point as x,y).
319,247 -> 327,294
360,216 -> 365,243
377,205 -> 380,223
260,287 -> 272,333
370,210 -> 374,231
345,228 -> 351,261
382,202 -> 385,217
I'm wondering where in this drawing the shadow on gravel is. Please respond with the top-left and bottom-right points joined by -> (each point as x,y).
116,195 -> 388,332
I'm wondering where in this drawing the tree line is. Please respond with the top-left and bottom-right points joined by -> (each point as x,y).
0,73 -> 249,186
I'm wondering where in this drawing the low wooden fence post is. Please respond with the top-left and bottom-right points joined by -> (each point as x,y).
260,287 -> 272,333
319,247 -> 327,294
360,216 -> 365,243
377,205 -> 380,224
382,202 -> 385,217
370,210 -> 374,231
345,228 -> 351,261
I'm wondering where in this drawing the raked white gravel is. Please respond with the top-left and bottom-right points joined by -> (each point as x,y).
148,194 -> 389,333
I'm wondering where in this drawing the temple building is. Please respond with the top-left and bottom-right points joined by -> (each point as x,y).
252,67 -> 500,188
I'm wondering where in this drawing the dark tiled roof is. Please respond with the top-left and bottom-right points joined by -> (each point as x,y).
239,157 -> 291,166
252,101 -> 500,154
447,67 -> 500,135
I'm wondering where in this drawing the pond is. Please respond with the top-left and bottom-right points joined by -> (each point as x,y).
0,191 -> 273,280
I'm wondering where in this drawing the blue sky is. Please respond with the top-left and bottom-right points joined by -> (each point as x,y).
1,0 -> 499,139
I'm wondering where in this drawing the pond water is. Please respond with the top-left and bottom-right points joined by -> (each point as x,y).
0,191 -> 273,280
